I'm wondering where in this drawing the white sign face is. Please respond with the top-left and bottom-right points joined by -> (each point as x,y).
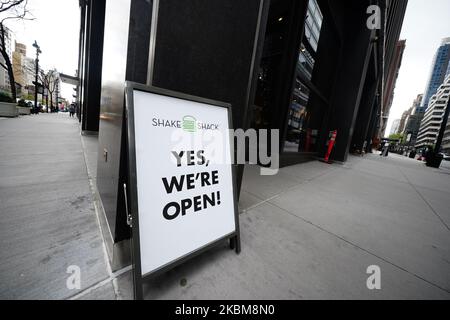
132,90 -> 237,276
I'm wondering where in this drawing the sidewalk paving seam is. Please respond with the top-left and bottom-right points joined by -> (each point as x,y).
395,181 -> 450,196
396,165 -> 450,233
0,190 -> 91,211
241,167 -> 338,214
0,177 -> 90,189
337,157 -> 450,196
335,158 -> 416,185
340,166 -> 409,185
266,201 -> 450,295
67,265 -> 132,300
67,275 -> 111,300
77,132 -> 119,300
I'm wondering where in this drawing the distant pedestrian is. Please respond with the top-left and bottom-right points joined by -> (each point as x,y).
69,105 -> 75,118
362,141 -> 368,156
424,146 -> 433,162
380,142 -> 389,157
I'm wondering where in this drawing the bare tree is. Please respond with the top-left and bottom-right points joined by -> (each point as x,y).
0,1 -> 27,13
40,69 -> 58,113
20,62 -> 60,112
0,0 -> 33,100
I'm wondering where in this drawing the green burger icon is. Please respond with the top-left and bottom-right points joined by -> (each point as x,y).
182,116 -> 197,133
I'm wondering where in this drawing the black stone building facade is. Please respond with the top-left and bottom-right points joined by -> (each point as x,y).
76,0 -> 408,268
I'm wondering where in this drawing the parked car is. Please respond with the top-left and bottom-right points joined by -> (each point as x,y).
440,153 -> 450,161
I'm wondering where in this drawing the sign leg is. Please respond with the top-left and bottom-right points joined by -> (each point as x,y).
230,235 -> 241,254
235,235 -> 241,254
229,237 -> 235,250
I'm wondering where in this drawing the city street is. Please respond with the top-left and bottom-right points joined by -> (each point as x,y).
0,114 -> 449,299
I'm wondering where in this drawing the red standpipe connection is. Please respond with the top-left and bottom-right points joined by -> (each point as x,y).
324,130 -> 337,163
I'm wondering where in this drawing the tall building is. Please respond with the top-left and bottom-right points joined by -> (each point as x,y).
15,42 -> 26,55
390,119 -> 401,135
442,113 -> 450,154
416,75 -> 450,149
420,37 -> 450,112
401,94 -> 424,146
398,107 -> 413,135
403,112 -> 424,147
24,57 -> 35,87
12,42 -> 36,98
381,40 -> 406,137
412,93 -> 424,114
12,42 -> 27,89
443,62 -> 450,153
0,26 -> 13,92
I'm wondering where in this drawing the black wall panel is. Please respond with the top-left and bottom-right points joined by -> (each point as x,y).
152,0 -> 262,130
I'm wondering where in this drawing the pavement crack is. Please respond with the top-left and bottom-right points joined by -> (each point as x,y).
396,165 -> 450,233
241,166 -> 337,214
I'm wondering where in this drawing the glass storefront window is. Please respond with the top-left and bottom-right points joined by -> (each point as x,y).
284,80 -> 313,152
283,0 -> 323,153
298,44 -> 315,80
253,0 -> 332,156
284,78 -> 320,153
304,0 -> 322,52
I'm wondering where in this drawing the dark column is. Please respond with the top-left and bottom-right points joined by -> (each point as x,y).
365,95 -> 381,152
152,0 -> 264,130
307,4 -> 343,156
351,68 -> 379,152
77,1 -> 86,121
318,1 -> 374,162
81,0 -> 106,133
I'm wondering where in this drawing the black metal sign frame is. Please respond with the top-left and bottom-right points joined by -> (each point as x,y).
124,81 -> 241,300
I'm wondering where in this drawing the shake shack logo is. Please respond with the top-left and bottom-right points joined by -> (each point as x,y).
152,116 -> 219,132
182,116 -> 196,132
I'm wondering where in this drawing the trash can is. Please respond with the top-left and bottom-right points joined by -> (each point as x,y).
426,152 -> 444,168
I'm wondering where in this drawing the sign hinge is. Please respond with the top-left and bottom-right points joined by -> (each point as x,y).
123,183 -> 132,227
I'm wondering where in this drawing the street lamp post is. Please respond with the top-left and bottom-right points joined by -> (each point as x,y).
32,41 -> 42,114
55,74 -> 60,113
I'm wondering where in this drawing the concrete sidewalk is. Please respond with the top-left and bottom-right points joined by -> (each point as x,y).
0,114 -> 113,299
1,114 -> 449,299
114,153 -> 449,300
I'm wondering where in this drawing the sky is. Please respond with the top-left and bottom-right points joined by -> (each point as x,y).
385,0 -> 450,136
2,0 -> 80,102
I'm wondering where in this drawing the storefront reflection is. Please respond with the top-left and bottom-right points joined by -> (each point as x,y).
283,0 -> 322,154
284,75 -> 318,153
